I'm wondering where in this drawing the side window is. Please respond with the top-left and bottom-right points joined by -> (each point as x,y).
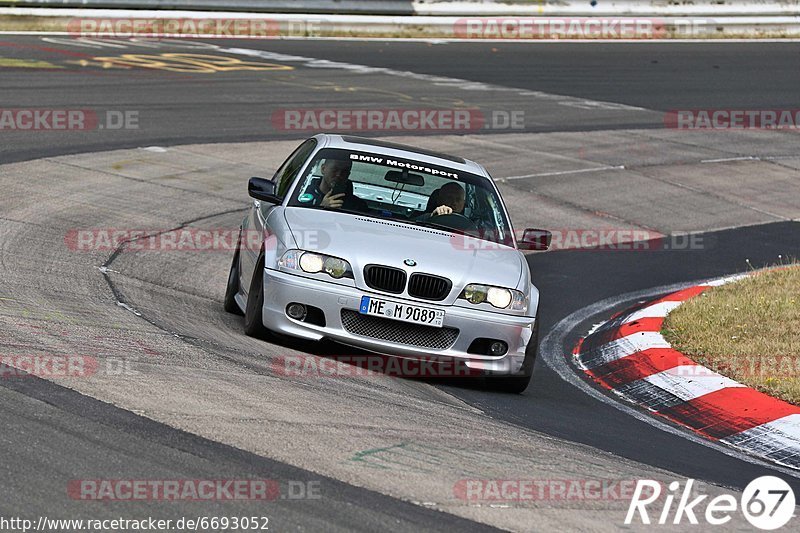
272,139 -> 317,198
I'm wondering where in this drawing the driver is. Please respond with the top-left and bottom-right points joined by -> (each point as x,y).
307,156 -> 367,211
425,182 -> 466,218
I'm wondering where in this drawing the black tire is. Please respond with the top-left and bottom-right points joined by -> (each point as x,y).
223,237 -> 244,315
485,319 -> 539,394
243,254 -> 270,338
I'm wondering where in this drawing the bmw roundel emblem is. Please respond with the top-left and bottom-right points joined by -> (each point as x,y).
404,259 -> 417,267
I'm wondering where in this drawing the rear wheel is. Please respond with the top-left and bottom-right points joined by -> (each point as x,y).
243,254 -> 270,338
485,320 -> 539,394
223,235 -> 243,315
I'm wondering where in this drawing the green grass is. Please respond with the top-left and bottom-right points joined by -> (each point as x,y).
662,263 -> 800,405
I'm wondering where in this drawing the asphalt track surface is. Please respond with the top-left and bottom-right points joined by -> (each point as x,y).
2,38 -> 800,162
1,36 -> 800,531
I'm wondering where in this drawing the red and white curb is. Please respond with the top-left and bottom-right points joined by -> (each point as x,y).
574,273 -> 800,470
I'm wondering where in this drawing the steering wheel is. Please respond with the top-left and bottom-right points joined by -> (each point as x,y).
430,213 -> 479,232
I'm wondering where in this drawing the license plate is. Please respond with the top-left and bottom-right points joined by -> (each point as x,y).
359,296 -> 444,328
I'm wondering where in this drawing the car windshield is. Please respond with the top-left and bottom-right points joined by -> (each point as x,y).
287,148 -> 514,246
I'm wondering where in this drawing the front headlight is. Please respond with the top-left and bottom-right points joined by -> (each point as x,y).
322,257 -> 349,278
460,284 -> 527,311
299,253 -> 324,273
487,287 -> 512,308
279,250 -> 353,279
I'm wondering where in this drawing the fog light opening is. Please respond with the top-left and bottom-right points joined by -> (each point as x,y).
286,303 -> 307,321
489,341 -> 508,357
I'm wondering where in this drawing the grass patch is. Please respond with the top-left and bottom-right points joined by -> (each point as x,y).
0,16 -> 74,33
662,264 -> 800,404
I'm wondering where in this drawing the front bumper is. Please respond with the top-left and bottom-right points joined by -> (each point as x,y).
261,269 -> 536,375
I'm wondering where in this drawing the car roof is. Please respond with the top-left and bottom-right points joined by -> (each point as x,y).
315,134 -> 490,178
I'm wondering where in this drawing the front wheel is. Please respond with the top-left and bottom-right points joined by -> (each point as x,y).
223,236 -> 243,315
243,254 -> 270,338
484,320 -> 539,394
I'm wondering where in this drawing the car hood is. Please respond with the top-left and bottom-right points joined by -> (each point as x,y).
283,208 -> 524,293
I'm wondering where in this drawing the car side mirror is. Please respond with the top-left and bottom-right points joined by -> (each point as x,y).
517,229 -> 552,251
248,177 -> 282,204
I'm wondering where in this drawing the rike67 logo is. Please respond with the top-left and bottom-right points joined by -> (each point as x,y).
626,477 -> 796,530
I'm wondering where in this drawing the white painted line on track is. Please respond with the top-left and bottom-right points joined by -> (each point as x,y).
701,156 -> 760,163
219,45 -> 647,112
499,165 -> 625,181
701,155 -> 800,164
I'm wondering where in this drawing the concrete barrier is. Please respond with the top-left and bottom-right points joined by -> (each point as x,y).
1,2 -> 798,38
1,1 -> 416,15
2,1 -> 798,17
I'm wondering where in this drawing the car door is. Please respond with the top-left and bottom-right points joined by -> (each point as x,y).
239,138 -> 318,294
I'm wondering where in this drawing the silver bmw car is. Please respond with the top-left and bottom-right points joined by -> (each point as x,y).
224,134 -> 551,393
